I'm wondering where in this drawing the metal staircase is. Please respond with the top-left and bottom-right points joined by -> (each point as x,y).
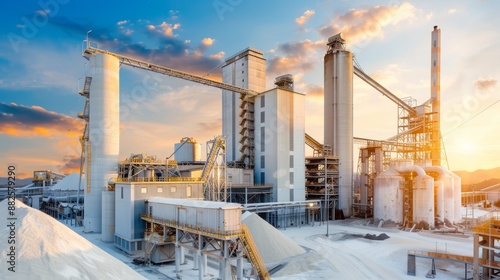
239,224 -> 270,280
238,95 -> 255,167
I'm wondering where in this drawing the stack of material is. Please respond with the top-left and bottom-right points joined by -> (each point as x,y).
49,172 -> 82,191
242,211 -> 306,264
0,200 -> 145,280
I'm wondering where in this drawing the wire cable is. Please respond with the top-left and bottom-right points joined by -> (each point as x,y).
443,98 -> 500,137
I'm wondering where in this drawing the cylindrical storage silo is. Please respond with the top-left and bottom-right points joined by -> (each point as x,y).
413,174 -> 435,229
425,166 -> 455,223
433,179 -> 444,221
445,169 -> 462,223
324,40 -> 353,216
145,168 -> 154,180
101,187 -> 115,242
85,53 -> 120,237
374,168 -> 404,224
443,175 -> 455,223
174,138 -> 202,162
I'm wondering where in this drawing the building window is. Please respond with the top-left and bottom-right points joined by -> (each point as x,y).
289,172 -> 294,184
171,186 -> 177,193
157,187 -> 163,193
121,187 -> 123,199
433,40 -> 437,47
260,95 -> 265,108
187,186 -> 192,197
242,79 -> 245,83
242,70 -> 244,74
141,187 -> 147,194
433,60 -> 436,67
261,155 -> 265,169
260,111 -> 265,123
290,155 -> 294,168
260,172 -> 265,183
260,127 -> 265,152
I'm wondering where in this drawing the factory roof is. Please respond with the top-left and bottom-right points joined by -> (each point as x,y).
148,197 -> 243,210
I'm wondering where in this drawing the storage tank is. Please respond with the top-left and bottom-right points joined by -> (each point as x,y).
412,172 -> 435,229
445,169 -> 462,223
324,33 -> 353,216
433,179 -> 445,221
84,53 -> 120,237
425,166 -> 454,223
101,184 -> 115,242
174,138 -> 202,162
395,164 -> 435,228
374,167 -> 404,224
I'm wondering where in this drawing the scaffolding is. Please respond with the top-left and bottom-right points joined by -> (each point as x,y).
304,133 -> 339,220
203,136 -> 227,202
472,213 -> 500,279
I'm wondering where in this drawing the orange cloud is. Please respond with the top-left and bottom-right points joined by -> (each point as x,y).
267,39 -> 324,77
0,103 -> 84,138
318,3 -> 416,47
296,10 -> 315,25
474,78 -> 497,91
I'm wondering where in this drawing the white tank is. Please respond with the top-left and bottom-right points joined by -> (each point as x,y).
394,164 -> 435,228
445,169 -> 462,223
374,168 -> 404,224
412,174 -> 435,228
324,46 -> 353,216
101,188 -> 115,242
443,175 -> 455,222
433,179 -> 444,220
425,166 -> 454,223
85,53 -> 120,237
174,138 -> 202,162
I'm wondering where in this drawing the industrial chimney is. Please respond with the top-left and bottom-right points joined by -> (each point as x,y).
431,26 -> 441,166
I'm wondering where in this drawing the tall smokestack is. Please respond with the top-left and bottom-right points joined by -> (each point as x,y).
431,26 -> 441,166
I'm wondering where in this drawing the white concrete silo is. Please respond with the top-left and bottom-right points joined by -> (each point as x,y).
425,166 -> 454,223
411,167 -> 435,228
174,138 -> 202,162
374,167 -> 404,224
445,169 -> 462,223
324,33 -> 353,216
84,53 -> 119,240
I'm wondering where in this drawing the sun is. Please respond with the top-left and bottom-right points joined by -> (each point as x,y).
461,141 -> 476,154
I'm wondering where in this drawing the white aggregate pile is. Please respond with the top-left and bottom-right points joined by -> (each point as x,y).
49,172 -> 81,191
0,199 -> 145,280
242,211 -> 306,264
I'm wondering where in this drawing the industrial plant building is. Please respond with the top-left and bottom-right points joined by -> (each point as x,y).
9,25 -> 470,279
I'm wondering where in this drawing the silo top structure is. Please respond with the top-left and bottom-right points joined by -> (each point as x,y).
174,137 -> 202,163
274,74 -> 294,91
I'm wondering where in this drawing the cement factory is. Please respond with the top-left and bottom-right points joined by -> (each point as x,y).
12,26 -> 500,279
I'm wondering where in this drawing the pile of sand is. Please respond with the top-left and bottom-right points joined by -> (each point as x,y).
0,199 -> 145,280
242,211 -> 306,264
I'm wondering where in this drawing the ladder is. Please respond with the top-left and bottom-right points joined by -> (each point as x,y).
239,224 -> 270,280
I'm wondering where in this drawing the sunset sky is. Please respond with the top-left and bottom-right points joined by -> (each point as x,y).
1,1 -> 499,178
